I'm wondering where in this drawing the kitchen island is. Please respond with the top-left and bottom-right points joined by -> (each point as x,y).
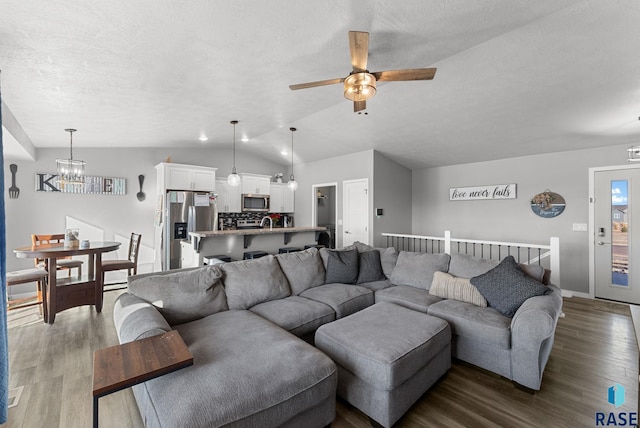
181,226 -> 328,267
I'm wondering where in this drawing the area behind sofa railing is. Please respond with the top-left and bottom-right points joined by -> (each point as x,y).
381,231 -> 560,287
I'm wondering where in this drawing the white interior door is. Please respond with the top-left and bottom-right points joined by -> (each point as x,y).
343,179 -> 369,246
594,169 -> 640,304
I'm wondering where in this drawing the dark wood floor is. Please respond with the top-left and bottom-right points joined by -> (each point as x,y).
1,292 -> 637,427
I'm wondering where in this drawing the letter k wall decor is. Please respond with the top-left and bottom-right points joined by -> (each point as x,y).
35,173 -> 127,195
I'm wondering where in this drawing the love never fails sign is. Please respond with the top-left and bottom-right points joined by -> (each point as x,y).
449,184 -> 516,201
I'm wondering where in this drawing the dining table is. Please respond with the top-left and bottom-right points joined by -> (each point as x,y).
14,241 -> 121,324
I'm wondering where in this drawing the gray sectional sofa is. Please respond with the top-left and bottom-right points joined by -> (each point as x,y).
113,243 -> 563,427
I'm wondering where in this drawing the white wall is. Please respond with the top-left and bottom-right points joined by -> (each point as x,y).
4,146 -> 284,293
412,143 -> 633,294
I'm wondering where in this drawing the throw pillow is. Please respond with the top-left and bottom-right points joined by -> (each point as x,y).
220,255 -> 291,310
389,251 -> 451,290
470,255 -> 551,317
324,248 -> 359,284
429,271 -> 487,307
448,253 -> 499,278
356,250 -> 387,284
128,265 -> 228,325
319,245 -> 356,269
377,247 -> 398,278
275,247 -> 325,295
352,241 -> 375,252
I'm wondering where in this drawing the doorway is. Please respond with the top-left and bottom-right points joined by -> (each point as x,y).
343,178 -> 369,246
312,183 -> 337,249
591,166 -> 640,304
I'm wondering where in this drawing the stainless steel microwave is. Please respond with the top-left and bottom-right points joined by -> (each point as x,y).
241,194 -> 270,212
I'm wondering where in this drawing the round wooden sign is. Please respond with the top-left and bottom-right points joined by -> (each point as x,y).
530,190 -> 566,218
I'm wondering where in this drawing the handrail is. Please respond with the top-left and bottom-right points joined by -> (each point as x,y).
381,231 -> 560,286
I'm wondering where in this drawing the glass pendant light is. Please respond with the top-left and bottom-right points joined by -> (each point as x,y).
288,127 -> 298,191
227,120 -> 241,186
56,128 -> 85,185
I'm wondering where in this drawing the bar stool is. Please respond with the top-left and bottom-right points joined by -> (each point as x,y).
203,255 -> 232,265
243,251 -> 269,260
278,247 -> 302,254
6,267 -> 48,315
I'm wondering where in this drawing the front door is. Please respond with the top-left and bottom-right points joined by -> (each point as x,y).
594,168 -> 640,304
343,178 -> 369,246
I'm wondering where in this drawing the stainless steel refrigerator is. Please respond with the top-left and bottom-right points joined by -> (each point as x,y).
162,190 -> 218,269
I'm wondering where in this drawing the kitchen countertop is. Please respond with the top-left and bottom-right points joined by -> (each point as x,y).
189,226 -> 328,238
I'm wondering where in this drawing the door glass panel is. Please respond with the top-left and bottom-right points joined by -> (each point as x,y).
611,180 -> 628,286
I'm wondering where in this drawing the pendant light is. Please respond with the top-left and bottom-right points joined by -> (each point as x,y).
227,120 -> 241,186
287,127 -> 298,191
56,128 -> 85,185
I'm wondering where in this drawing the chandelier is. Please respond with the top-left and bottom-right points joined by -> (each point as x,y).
227,120 -> 241,186
56,128 -> 85,185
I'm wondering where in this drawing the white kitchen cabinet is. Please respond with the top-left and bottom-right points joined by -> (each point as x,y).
241,173 -> 271,195
156,162 -> 217,192
269,183 -> 295,213
215,178 -> 241,213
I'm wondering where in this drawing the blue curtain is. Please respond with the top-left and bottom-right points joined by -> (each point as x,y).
0,70 -> 9,423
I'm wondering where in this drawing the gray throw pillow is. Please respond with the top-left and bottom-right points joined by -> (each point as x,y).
356,250 -> 387,284
319,245 -> 356,269
220,255 -> 291,309
448,253 -> 499,278
389,251 -> 451,290
352,241 -> 375,252
470,256 -> 551,317
128,266 -> 228,325
325,248 -> 359,284
275,248 -> 325,295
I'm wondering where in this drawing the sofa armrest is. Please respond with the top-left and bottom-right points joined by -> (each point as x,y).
113,292 -> 171,344
509,285 -> 562,390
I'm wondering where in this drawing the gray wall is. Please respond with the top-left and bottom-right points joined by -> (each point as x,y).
373,151 -> 412,247
294,150 -> 374,248
5,146 -> 284,294
412,143 -> 633,294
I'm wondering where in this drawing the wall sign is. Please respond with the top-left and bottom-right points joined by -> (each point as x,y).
530,190 -> 565,218
35,173 -> 127,195
449,184 -> 516,201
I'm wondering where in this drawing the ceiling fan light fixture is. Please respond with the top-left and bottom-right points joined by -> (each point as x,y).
227,120 -> 241,187
56,128 -> 85,185
344,72 -> 376,102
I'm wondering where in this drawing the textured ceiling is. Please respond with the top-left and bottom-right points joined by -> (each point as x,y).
1,0 -> 639,169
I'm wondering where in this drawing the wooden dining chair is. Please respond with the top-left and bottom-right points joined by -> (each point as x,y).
31,234 -> 83,277
101,233 -> 142,284
6,267 -> 48,315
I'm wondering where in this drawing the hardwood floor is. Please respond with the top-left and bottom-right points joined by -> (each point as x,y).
1,292 -> 637,427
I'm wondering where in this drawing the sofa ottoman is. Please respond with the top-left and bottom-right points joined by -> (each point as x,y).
315,302 -> 451,428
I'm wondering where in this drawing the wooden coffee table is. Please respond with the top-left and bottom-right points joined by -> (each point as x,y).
92,330 -> 193,428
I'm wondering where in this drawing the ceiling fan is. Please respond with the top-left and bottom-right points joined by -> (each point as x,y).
289,31 -> 437,112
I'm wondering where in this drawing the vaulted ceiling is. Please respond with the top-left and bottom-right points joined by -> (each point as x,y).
1,1 -> 639,168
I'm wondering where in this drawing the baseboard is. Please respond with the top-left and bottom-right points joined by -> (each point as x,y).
561,290 -> 591,299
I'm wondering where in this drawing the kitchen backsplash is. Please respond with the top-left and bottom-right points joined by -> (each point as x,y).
219,212 -> 291,229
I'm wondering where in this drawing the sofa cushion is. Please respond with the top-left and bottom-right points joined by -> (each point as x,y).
356,250 -> 387,284
127,266 -> 228,325
250,296 -> 336,337
449,253 -> 546,283
447,253 -> 499,278
300,283 -> 374,318
389,251 -> 451,290
275,247 -> 325,295
470,256 -> 550,317
220,255 -> 291,310
136,310 -> 337,428
351,242 -> 397,278
357,278 -> 392,292
325,248 -> 359,284
375,285 -> 442,313
429,271 -> 487,307
427,299 -> 511,349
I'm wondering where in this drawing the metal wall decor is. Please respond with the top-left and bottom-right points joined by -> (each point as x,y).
530,190 -> 566,218
8,164 -> 19,199
35,173 -> 126,195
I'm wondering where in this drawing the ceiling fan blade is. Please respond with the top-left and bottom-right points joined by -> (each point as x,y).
289,78 -> 344,91
354,100 -> 366,112
372,68 -> 437,82
349,31 -> 369,73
